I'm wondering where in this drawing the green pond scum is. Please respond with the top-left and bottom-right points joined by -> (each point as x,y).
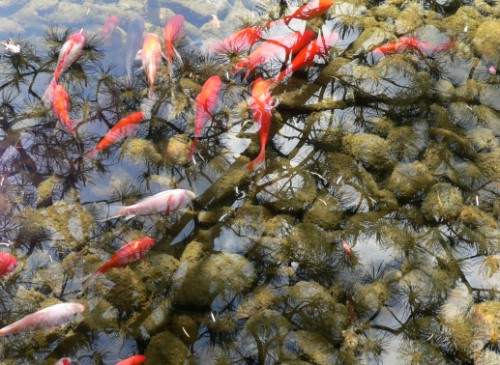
0,0 -> 499,364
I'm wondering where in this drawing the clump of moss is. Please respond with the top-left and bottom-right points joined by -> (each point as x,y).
395,3 -> 424,34
459,206 -> 498,229
343,133 -> 394,172
304,193 -> 344,230
386,162 -> 434,201
121,138 -> 163,164
104,267 -> 150,314
37,175 -> 60,203
164,134 -> 191,166
140,298 -> 172,337
144,330 -> 189,365
170,314 -> 198,344
422,183 -> 463,222
316,128 -> 344,152
387,126 -> 425,162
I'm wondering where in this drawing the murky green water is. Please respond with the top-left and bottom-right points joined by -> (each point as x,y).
0,0 -> 499,364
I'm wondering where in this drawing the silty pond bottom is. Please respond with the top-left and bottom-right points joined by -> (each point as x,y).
0,0 -> 499,364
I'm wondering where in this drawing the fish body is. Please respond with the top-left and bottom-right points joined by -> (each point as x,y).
116,355 -> 147,365
142,33 -> 163,99
109,188 -> 196,220
212,27 -> 263,54
125,15 -> 145,80
86,111 -> 144,159
163,14 -> 185,78
96,237 -> 155,275
0,252 -> 17,277
284,0 -> 334,24
233,30 -> 315,79
0,302 -> 85,336
189,75 -> 222,159
51,83 -> 79,134
275,31 -> 338,82
54,358 -> 72,365
372,35 -> 453,56
248,78 -> 274,170
102,16 -> 119,45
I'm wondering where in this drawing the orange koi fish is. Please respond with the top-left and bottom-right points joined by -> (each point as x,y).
142,33 -> 164,99
212,27 -> 263,54
189,75 -> 222,159
0,302 -> 85,336
86,111 -> 144,159
102,16 -> 119,45
96,237 -> 155,275
106,188 -> 196,220
283,0 -> 334,25
248,78 -> 274,170
0,252 -> 17,277
341,239 -> 353,260
233,30 -> 315,79
372,35 -> 454,56
274,30 -> 338,82
116,355 -> 147,365
43,30 -> 87,106
51,83 -> 79,134
54,358 -> 71,365
163,14 -> 185,78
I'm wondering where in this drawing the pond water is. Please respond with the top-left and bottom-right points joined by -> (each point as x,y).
0,0 -> 499,364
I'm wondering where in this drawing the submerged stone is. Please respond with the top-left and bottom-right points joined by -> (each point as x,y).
343,133 -> 394,172
422,183 -> 463,222
163,134 -> 191,166
145,330 -> 191,365
386,162 -> 434,201
303,193 -> 344,230
472,20 -> 500,66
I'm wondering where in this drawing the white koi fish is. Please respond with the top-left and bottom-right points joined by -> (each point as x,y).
0,302 -> 85,336
106,188 -> 196,220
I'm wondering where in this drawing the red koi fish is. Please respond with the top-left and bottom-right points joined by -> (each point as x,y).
116,355 -> 147,365
0,252 -> 17,277
96,237 -> 155,275
102,16 -> 119,45
142,33 -> 164,99
0,302 -> 85,336
341,239 -> 353,260
43,30 -> 87,106
233,30 -> 315,79
274,30 -> 338,82
372,35 -> 454,56
212,27 -> 263,54
283,0 -> 334,25
106,188 -> 196,220
189,75 -> 222,159
163,14 -> 185,78
248,78 -> 274,170
51,83 -> 79,134
86,111 -> 144,159
54,358 -> 71,365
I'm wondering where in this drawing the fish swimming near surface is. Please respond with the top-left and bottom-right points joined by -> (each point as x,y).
283,0 -> 334,25
125,15 -> 145,80
142,33 -> 164,99
86,111 -> 144,159
0,302 -> 85,336
102,16 -> 119,45
106,188 -> 196,220
163,14 -> 185,78
248,78 -> 274,170
371,35 -> 455,56
0,252 -> 17,277
189,75 -> 222,159
211,27 -> 263,54
274,30 -> 339,82
51,82 -> 79,134
43,30 -> 87,106
115,355 -> 147,365
54,358 -> 72,365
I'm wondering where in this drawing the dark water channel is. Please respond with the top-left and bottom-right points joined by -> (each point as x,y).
0,0 -> 499,364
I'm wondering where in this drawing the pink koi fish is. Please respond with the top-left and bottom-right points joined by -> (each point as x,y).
211,27 -> 263,54
102,16 -> 119,45
189,75 -> 222,159
163,14 -> 185,78
0,252 -> 17,277
106,188 -> 196,220
142,33 -> 165,99
0,302 -> 85,336
54,358 -> 72,365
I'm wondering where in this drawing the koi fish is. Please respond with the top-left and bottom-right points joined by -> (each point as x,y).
189,75 -> 222,159
116,355 -> 147,365
102,16 -> 119,45
248,78 -> 274,170
0,302 -> 85,336
341,239 -> 353,260
43,30 -> 87,106
372,35 -> 454,56
274,30 -> 338,82
212,27 -> 262,54
51,83 -> 79,134
163,14 -> 185,78
95,237 -> 155,275
142,33 -> 164,99
0,252 -> 17,277
125,15 -> 145,80
233,30 -> 315,79
283,0 -> 334,25
54,358 -> 71,365
86,111 -> 144,159
106,188 -> 196,220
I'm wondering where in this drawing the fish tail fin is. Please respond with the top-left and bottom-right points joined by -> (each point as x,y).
68,119 -> 79,135
94,205 -> 126,222
148,85 -> 155,99
283,16 -> 291,26
247,148 -> 266,171
85,148 -> 99,160
188,140 -> 197,162
42,78 -> 57,107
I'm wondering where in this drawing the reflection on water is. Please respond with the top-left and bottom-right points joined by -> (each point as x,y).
0,0 -> 499,364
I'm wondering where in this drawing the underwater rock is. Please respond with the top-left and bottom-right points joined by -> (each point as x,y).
136,254 -> 180,293
236,286 -> 282,320
472,20 -> 500,67
472,302 -> 500,363
121,138 -> 163,165
37,175 -> 61,204
421,183 -> 463,222
349,27 -> 392,57
395,3 -> 424,34
144,330 -> 190,365
104,267 -> 150,314
140,298 -> 172,337
303,193 -> 344,230
478,84 -> 500,112
459,206 -> 498,229
342,133 -> 394,172
164,134 -> 191,166
387,126 -> 426,162
476,150 -> 500,181
293,330 -> 338,365
315,128 -> 344,152
466,128 -> 499,152
386,162 -> 434,201
170,314 -> 198,344
81,298 -> 118,331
